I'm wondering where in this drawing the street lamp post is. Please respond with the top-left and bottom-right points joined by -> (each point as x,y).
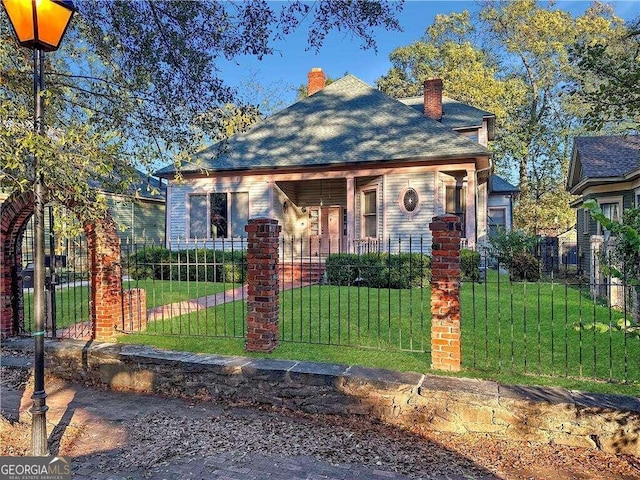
1,0 -> 76,456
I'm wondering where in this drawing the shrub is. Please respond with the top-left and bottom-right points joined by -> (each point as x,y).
127,247 -> 247,282
488,228 -> 538,281
325,252 -> 430,289
460,249 -> 481,282
127,246 -> 172,280
509,252 -> 540,282
324,254 -> 358,285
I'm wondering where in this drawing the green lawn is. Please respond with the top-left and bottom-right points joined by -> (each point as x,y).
21,273 -> 639,395
120,273 -> 639,394
23,279 -> 238,330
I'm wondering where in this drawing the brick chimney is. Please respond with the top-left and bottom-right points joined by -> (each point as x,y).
307,67 -> 326,96
423,78 -> 443,121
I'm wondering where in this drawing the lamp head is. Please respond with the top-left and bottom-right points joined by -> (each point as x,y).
2,0 -> 76,51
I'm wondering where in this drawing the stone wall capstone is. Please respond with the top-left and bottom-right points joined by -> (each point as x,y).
7,338 -> 636,458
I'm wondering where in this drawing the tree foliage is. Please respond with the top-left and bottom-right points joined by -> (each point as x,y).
375,0 -> 627,236
0,0 -> 403,222
569,17 -> 640,132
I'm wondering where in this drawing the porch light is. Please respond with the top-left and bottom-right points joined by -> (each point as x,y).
2,0 -> 76,52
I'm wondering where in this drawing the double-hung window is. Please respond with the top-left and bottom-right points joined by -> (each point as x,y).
597,199 -> 622,237
362,189 -> 377,238
488,207 -> 506,236
188,192 -> 249,239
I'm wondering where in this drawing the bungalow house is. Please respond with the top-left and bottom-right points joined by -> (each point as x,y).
156,69 -> 497,255
567,135 -> 640,305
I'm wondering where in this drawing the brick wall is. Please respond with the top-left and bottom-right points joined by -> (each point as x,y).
429,214 -> 462,372
0,191 -> 35,337
245,218 -> 281,352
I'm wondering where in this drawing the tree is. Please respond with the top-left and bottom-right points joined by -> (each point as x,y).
376,11 -> 526,122
375,1 -> 626,236
0,0 -> 403,222
569,17 -> 640,132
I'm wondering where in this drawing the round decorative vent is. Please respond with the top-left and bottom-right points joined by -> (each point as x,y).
402,188 -> 419,213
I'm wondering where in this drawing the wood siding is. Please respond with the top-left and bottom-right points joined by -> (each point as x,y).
106,196 -> 165,245
383,172 -> 435,251
168,177 -> 269,247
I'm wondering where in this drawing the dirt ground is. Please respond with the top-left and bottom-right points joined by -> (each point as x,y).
1,365 -> 640,480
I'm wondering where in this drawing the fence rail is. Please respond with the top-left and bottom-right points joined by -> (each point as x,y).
17,231 -> 634,385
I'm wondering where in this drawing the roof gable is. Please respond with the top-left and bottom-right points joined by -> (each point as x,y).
489,174 -> 519,194
567,135 -> 640,193
157,75 -> 490,176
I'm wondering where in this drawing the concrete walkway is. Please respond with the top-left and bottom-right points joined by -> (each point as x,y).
146,285 -> 248,322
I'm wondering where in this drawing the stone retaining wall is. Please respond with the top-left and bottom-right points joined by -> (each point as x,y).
6,338 -> 639,457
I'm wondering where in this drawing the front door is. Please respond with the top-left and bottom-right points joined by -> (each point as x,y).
308,206 -> 342,255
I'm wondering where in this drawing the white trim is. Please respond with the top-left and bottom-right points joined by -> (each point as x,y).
596,196 -> 623,236
360,187 -> 378,239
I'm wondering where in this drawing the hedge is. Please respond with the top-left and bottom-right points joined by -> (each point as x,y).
461,249 -> 481,282
127,247 -> 247,283
325,252 -> 431,289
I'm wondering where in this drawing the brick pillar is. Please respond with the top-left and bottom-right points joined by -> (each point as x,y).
86,216 -> 123,342
245,218 -> 281,353
429,214 -> 462,372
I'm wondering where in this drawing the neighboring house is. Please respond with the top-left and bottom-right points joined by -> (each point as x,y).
2,170 -> 166,266
157,69 -> 496,255
567,135 -> 640,300
486,174 -> 519,236
99,171 -> 167,246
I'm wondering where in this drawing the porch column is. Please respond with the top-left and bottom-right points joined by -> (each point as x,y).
465,170 -> 476,248
245,218 -> 281,352
346,176 -> 355,253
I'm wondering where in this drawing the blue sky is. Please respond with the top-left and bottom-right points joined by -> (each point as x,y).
221,0 -> 640,108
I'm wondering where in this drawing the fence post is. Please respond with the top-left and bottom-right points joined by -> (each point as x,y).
85,217 -> 123,342
429,214 -> 462,372
245,218 -> 281,352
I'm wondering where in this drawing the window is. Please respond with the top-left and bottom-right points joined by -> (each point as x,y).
188,192 -> 249,239
189,194 -> 208,239
445,184 -> 466,233
400,187 -> 419,214
362,189 -> 377,238
598,200 -> 621,236
488,207 -> 506,236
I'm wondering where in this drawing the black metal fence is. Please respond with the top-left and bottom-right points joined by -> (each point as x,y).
20,207 -> 91,339
19,229 -> 632,385
466,240 -> 638,384
120,238 -> 248,339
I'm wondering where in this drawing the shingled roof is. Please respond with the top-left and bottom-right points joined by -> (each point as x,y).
156,75 -> 490,177
399,95 -> 495,133
567,135 -> 640,193
489,174 -> 519,194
